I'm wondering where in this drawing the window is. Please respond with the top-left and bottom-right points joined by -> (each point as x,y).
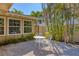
9,19 -> 20,34
24,21 -> 32,33
37,20 -> 44,25
0,18 -> 4,35
38,20 -> 42,24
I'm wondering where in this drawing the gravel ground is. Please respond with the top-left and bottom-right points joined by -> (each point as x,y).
0,40 -> 79,56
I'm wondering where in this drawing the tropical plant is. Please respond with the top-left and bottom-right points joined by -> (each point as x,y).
42,3 -> 79,42
64,4 -> 79,42
30,11 -> 42,17
44,4 -> 66,41
10,8 -> 24,15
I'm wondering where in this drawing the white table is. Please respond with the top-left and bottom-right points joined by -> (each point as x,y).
34,36 -> 45,39
34,36 -> 54,53
34,36 -> 45,48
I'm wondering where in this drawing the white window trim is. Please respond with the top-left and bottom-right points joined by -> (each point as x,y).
7,18 -> 21,35
0,17 -> 5,36
23,20 -> 32,33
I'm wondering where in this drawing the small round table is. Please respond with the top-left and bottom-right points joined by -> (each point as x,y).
34,36 -> 45,48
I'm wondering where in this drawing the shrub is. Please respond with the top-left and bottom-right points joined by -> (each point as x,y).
24,33 -> 35,40
44,32 -> 50,38
0,33 -> 35,46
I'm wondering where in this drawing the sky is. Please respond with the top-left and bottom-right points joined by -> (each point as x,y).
9,3 -> 42,15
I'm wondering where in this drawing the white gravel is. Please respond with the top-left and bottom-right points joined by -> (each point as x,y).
0,40 -> 79,56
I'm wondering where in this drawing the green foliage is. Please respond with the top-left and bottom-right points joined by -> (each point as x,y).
41,3 -> 79,43
10,8 -> 24,15
0,33 -> 35,46
30,11 -> 42,17
46,4 -> 66,41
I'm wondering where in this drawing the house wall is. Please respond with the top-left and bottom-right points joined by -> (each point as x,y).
0,15 -> 35,42
34,26 -> 46,35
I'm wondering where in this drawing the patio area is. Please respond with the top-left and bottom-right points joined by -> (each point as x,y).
0,40 -> 79,56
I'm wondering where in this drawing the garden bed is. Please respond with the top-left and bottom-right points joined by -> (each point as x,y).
0,33 -> 35,46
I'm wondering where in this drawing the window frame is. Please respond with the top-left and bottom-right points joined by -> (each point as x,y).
8,18 -> 21,35
23,20 -> 32,33
0,17 -> 5,36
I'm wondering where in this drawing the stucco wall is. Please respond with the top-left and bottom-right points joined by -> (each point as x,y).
0,14 -> 35,42
34,26 -> 46,34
